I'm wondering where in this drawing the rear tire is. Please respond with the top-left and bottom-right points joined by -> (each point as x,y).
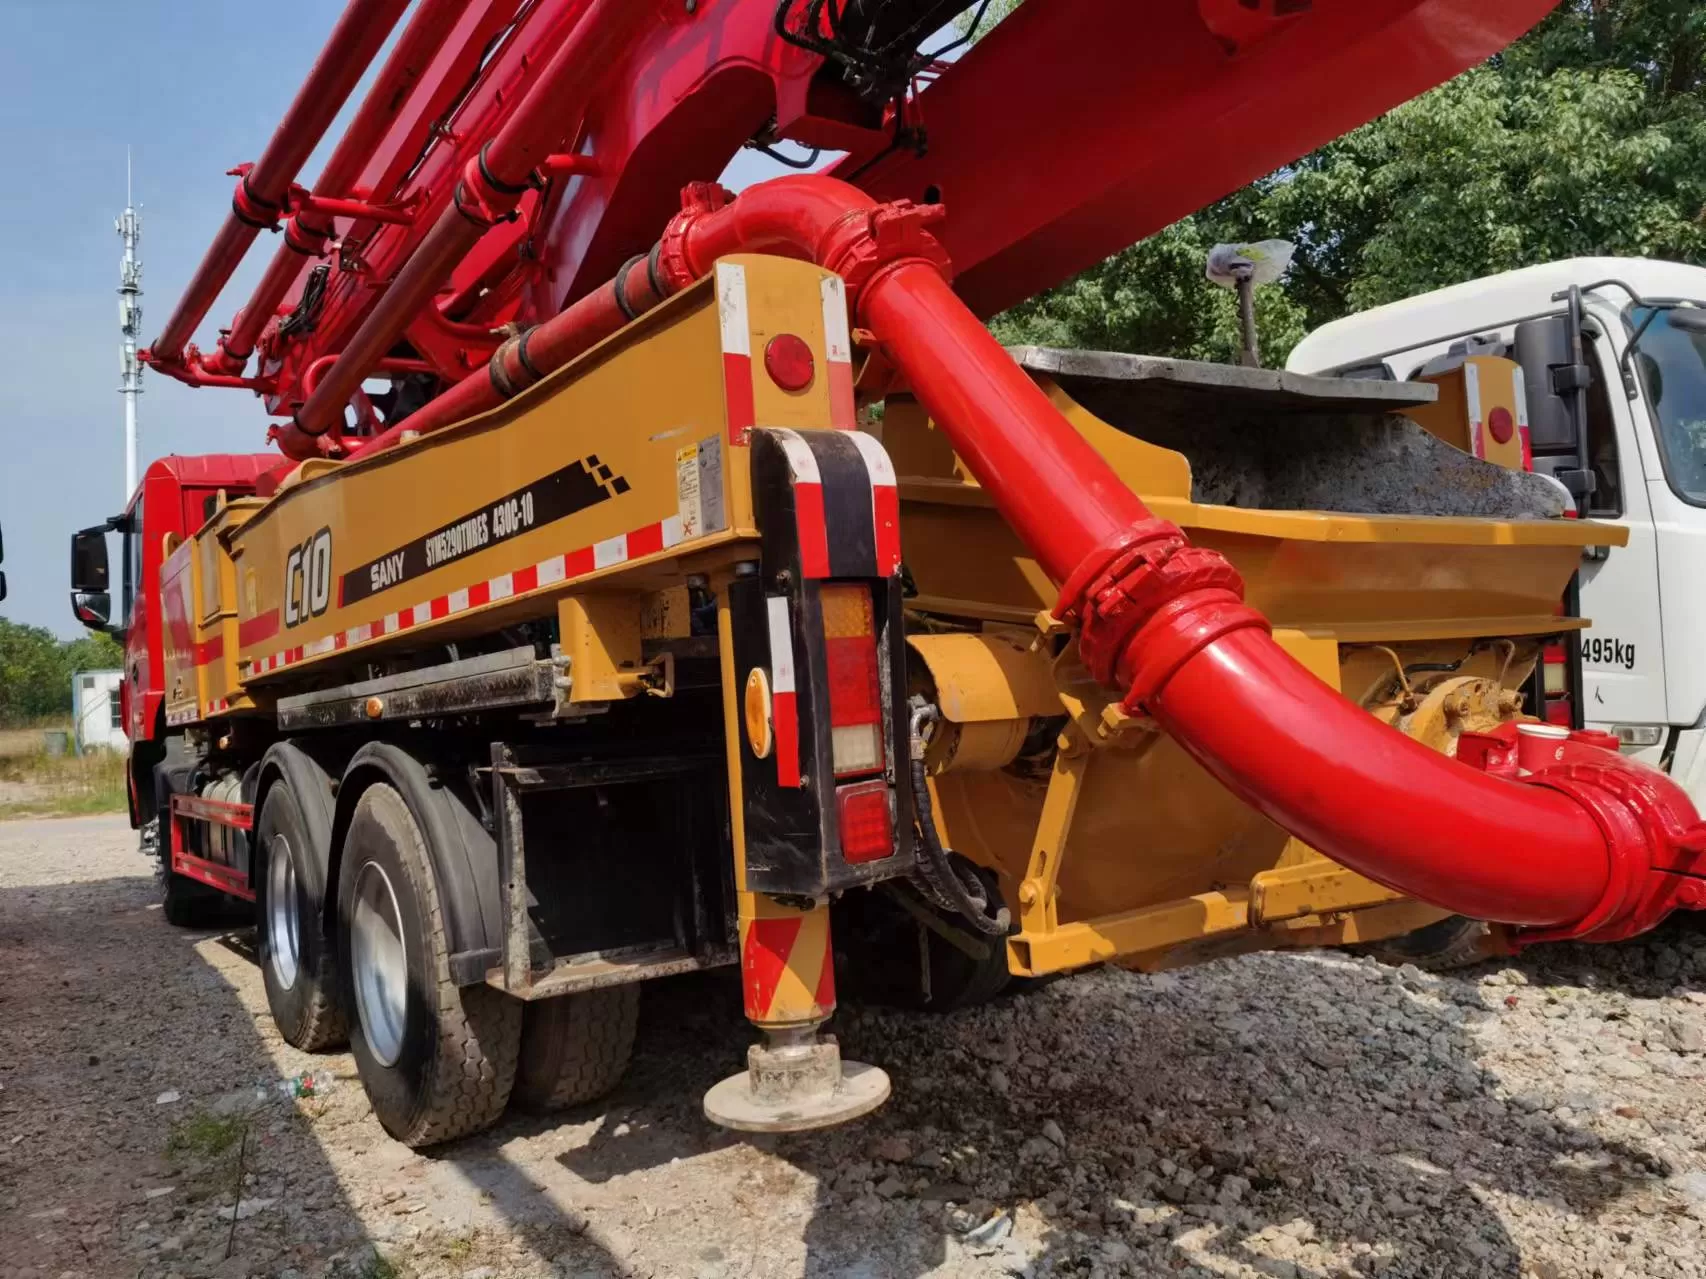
336,783 -> 520,1147
835,877 -> 1013,1012
256,780 -> 347,1050
512,986 -> 640,1112
1356,915 -> 1491,972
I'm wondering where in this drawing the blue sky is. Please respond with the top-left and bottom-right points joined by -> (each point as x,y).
0,1 -> 829,636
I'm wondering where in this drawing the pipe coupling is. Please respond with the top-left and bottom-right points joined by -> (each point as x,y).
1058,522 -> 1266,706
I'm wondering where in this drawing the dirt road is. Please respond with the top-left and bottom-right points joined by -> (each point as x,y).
2,815 -> 1704,1279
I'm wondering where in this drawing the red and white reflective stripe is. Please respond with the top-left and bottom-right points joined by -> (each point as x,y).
770,428 -> 831,579
204,697 -> 231,717
1464,361 -> 1485,459
1511,364 -> 1535,471
248,513 -> 687,678
166,705 -> 198,726
767,595 -> 801,788
846,430 -> 901,575
718,262 -> 756,445
820,274 -> 855,430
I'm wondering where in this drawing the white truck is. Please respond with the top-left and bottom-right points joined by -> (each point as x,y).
1289,257 -> 1706,805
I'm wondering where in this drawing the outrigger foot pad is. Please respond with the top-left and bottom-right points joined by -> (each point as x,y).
703,1030 -> 890,1133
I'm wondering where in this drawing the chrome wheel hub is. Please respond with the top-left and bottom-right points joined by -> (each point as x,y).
266,835 -> 301,991
350,861 -> 408,1067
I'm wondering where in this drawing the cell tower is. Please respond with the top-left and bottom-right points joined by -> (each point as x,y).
117,150 -> 143,499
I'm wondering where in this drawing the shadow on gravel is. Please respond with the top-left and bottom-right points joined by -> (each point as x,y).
0,869 -> 378,1278
518,945 -> 1684,1279
1504,912 -> 1706,999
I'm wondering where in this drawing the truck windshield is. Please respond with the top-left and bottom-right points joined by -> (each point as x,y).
1631,305 -> 1706,505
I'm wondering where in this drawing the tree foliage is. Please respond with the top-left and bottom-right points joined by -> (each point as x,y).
0,619 -> 123,725
985,0 -> 1706,363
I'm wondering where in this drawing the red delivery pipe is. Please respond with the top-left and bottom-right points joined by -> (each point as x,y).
351,173 -> 1700,943
346,245 -> 668,454
1149,628 -> 1607,924
203,0 -> 475,377
146,0 -> 412,368
281,0 -> 649,458
844,206 -> 1703,943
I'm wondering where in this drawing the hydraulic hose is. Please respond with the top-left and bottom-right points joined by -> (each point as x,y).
332,172 -> 1704,941
908,704 -> 1011,937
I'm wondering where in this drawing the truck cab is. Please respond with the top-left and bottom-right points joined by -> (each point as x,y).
1288,257 -> 1706,803
70,454 -> 277,835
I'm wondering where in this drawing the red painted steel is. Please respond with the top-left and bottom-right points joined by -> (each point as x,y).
155,0 -> 1560,426
143,0 -> 1706,946
146,0 -> 411,369
169,794 -> 257,901
847,0 -> 1557,317
202,0 -> 474,379
282,0 -> 650,457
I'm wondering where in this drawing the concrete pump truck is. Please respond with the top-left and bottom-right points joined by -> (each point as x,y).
72,0 -> 1706,1147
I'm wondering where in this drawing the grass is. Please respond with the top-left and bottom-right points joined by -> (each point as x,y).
165,1110 -> 248,1162
0,723 -> 127,819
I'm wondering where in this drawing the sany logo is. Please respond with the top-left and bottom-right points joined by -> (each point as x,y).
284,528 -> 333,629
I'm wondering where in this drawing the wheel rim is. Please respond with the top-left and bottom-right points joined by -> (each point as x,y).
351,860 -> 408,1067
266,834 -> 300,991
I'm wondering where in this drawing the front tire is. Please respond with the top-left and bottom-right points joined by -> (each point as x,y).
336,783 -> 520,1147
153,811 -> 234,929
256,781 -> 347,1050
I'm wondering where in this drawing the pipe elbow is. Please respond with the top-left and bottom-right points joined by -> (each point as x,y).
665,176 -> 952,315
270,418 -> 344,462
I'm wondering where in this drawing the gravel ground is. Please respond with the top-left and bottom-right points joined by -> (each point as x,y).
1,815 -> 1704,1279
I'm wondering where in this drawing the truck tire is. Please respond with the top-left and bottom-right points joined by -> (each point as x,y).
511,986 -> 640,1112
256,780 -> 347,1051
836,879 -> 1013,1012
916,925 -> 1013,1012
151,740 -> 228,934
1355,915 -> 1490,973
159,849 -> 227,928
336,783 -> 520,1147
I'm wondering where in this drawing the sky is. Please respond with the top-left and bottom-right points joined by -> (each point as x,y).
0,0 -> 844,637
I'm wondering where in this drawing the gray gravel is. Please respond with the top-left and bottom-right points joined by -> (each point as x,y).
1,814 -> 1702,1278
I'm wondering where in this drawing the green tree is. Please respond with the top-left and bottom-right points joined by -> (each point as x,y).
0,620 -> 123,725
989,214 -> 1307,365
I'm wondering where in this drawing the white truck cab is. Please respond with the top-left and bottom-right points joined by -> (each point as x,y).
1289,258 -> 1706,803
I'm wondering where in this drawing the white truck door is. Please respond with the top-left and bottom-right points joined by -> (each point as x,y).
1574,326 -> 1669,729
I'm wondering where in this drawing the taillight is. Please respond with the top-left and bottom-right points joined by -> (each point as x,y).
820,583 -> 884,778
836,778 -> 894,863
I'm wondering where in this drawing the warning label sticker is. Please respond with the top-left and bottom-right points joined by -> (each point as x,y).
677,436 -> 725,539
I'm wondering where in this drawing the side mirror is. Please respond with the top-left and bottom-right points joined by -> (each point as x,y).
70,524 -> 111,593
1513,314 -> 1588,454
73,591 -> 113,630
0,571 -> 7,603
